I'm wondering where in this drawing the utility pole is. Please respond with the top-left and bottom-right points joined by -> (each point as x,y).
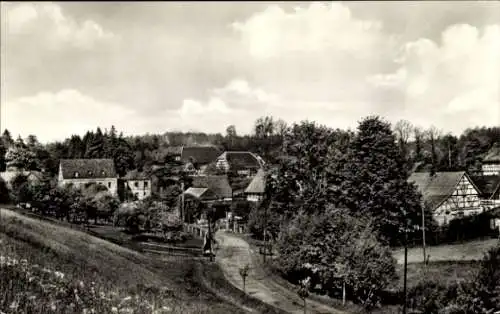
422,205 -> 426,266
181,181 -> 185,222
403,220 -> 408,314
263,201 -> 268,263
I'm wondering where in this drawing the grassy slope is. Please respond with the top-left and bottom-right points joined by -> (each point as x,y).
0,208 -> 243,313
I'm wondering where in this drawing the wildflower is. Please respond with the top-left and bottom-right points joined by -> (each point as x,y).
9,301 -> 18,310
54,271 -> 65,280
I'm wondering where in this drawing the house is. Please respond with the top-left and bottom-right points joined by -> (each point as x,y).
167,146 -> 221,165
408,171 -> 483,226
215,151 -> 265,176
245,168 -> 266,202
184,175 -> 232,202
470,174 -> 500,209
482,144 -> 500,175
122,170 -> 151,200
58,159 -> 118,196
182,175 -> 232,223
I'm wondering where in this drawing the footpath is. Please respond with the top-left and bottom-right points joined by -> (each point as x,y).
215,231 -> 347,314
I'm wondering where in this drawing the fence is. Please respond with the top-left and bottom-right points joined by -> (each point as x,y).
183,219 -> 246,239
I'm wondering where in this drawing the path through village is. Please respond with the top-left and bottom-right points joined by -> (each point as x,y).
214,231 -> 346,314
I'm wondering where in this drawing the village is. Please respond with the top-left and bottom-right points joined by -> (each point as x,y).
1,1 -> 499,314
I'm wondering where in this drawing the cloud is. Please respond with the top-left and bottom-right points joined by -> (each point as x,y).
2,2 -> 114,50
175,79 -> 281,133
2,90 -> 137,142
232,2 -> 392,60
368,23 -> 500,132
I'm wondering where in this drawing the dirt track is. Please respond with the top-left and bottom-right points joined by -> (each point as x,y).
215,231 -> 347,314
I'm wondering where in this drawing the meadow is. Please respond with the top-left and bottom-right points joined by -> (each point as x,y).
0,208 -> 244,314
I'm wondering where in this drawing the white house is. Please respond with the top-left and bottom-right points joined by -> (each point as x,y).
482,144 -> 500,176
123,170 -> 151,200
58,159 -> 118,196
409,171 -> 483,226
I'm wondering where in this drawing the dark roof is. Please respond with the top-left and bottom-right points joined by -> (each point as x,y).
408,171 -> 468,209
60,159 -> 117,179
484,144 -> 500,163
123,170 -> 149,180
245,169 -> 266,194
469,175 -> 500,199
181,146 -> 221,164
190,175 -> 232,199
219,151 -> 264,171
165,146 -> 182,156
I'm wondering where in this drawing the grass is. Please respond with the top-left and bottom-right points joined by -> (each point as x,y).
392,238 -> 499,264
392,260 -> 479,291
0,208 -> 244,313
241,233 -> 494,313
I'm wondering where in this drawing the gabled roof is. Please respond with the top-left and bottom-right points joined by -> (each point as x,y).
245,169 -> 266,194
184,187 -> 210,199
483,144 -> 500,163
408,171 -> 473,209
190,175 -> 232,199
181,146 -> 221,164
218,151 -> 264,171
123,170 -> 149,180
469,175 -> 500,199
60,159 -> 117,179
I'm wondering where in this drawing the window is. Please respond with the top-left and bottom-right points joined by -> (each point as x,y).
144,181 -> 148,188
134,181 -> 139,188
143,192 -> 146,197
74,172 -> 79,178
108,182 -> 111,188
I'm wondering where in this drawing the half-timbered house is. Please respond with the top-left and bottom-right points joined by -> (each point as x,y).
482,144 -> 500,176
409,171 -> 483,226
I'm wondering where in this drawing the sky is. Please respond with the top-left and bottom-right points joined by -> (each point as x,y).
1,1 -> 499,143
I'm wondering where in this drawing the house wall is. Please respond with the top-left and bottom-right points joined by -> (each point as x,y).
126,179 -> 152,200
60,178 -> 118,196
433,175 -> 482,226
246,193 -> 263,202
215,156 -> 230,172
482,163 -> 500,176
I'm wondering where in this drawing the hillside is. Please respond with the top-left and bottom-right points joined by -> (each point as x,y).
0,208 -> 244,313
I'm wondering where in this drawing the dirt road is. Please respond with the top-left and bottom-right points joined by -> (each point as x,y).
215,231 -> 347,314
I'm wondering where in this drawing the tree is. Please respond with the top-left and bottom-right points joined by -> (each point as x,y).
335,116 -> 423,246
276,207 -> 397,309
413,126 -> 424,165
239,264 -> 250,293
0,140 -> 6,171
426,126 -> 442,176
84,128 -> 104,158
5,140 -> 37,170
0,177 -> 10,204
394,120 -> 413,163
2,129 -> 14,147
297,277 -> 311,314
